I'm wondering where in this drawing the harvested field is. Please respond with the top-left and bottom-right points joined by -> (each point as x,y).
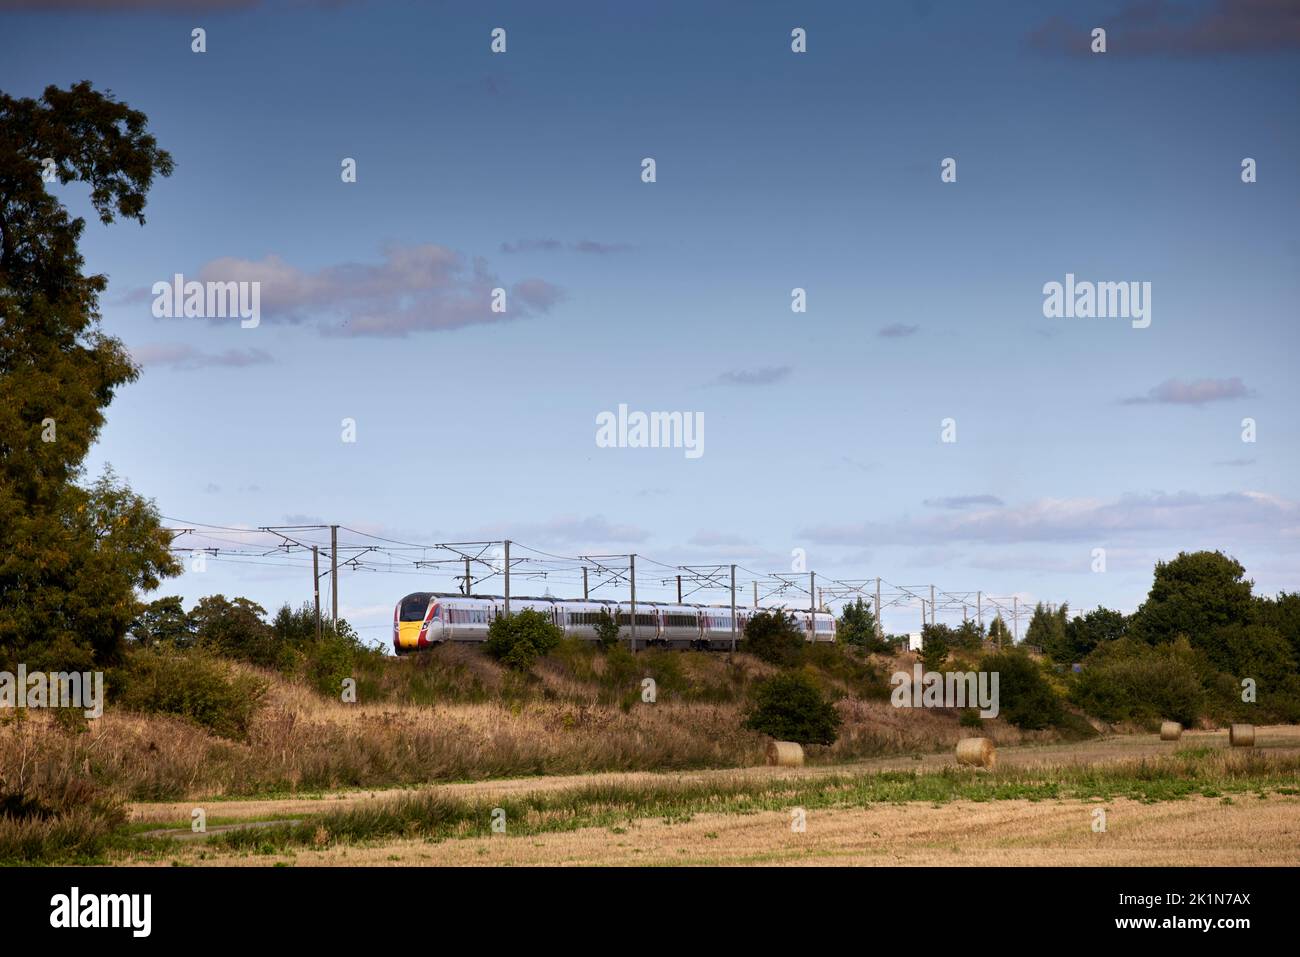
129,725 -> 1300,825
117,726 -> 1300,866
165,796 -> 1300,867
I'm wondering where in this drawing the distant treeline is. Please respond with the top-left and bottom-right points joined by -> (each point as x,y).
865,551 -> 1300,728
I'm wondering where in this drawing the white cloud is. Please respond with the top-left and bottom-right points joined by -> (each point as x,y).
923,495 -> 1004,509
715,366 -> 792,387
180,243 -> 562,338
1123,377 -> 1253,406
802,490 -> 1300,547
467,516 -> 649,547
131,343 -> 273,369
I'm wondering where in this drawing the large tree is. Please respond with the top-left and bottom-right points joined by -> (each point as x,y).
987,614 -> 1013,648
836,597 -> 884,651
1025,601 -> 1070,661
1253,591 -> 1300,666
0,82 -> 178,668
1064,605 -> 1127,660
1129,551 -> 1254,649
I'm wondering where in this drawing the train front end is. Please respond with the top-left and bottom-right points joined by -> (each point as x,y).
393,592 -> 440,654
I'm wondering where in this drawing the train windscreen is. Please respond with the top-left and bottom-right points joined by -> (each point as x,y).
399,593 -> 432,621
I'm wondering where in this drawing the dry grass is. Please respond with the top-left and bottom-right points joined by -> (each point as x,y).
78,695 -> 1025,801
1,650 -> 1037,808
12,643 -> 1288,866
173,796 -> 1300,867
117,724 -> 1300,831
120,733 -> 1300,866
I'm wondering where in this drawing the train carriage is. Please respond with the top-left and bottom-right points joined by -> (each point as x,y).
699,606 -> 745,649
394,592 -> 836,653
439,597 -> 497,642
653,603 -> 704,648
556,600 -> 621,640
615,603 -> 659,649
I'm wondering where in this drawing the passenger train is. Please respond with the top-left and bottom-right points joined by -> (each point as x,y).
393,591 -> 836,654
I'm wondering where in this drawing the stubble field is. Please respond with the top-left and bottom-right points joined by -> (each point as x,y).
123,726 -> 1300,867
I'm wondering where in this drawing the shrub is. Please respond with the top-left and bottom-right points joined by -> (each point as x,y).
837,598 -> 889,652
190,595 -> 290,670
743,671 -> 841,745
919,624 -> 951,671
638,648 -> 690,699
741,609 -> 805,667
602,643 -> 640,688
1208,623 -> 1300,722
482,609 -> 563,671
980,648 -> 1064,729
803,642 -> 891,699
1069,637 -> 1208,727
0,801 -> 126,865
302,621 -> 381,698
592,607 -> 620,649
112,646 -> 266,739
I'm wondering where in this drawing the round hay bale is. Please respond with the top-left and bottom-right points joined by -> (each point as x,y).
765,740 -> 804,767
955,737 -> 996,769
1230,723 -> 1255,747
1160,721 -> 1182,741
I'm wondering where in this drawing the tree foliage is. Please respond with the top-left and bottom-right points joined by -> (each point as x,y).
1026,602 -> 1070,661
483,609 -> 563,671
1129,550 -> 1254,649
743,671 -> 841,745
950,619 -> 984,653
986,615 -> 1012,648
0,83 -> 177,668
592,607 -> 620,649
836,598 -> 886,651
1064,606 -> 1127,661
740,609 -> 805,667
980,648 -> 1063,729
919,623 -> 951,671
128,595 -> 192,648
1252,592 -> 1300,666
128,595 -> 373,697
1,467 -> 176,669
1069,637 -> 1206,727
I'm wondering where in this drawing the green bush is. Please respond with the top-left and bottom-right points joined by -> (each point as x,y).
980,648 -> 1064,730
190,595 -> 291,670
1208,623 -> 1300,722
638,648 -> 689,699
743,671 -> 841,745
1069,638 -> 1206,726
919,624 -> 951,671
741,609 -> 806,667
592,607 -> 620,649
837,598 -> 890,652
602,643 -> 640,688
482,609 -> 563,671
803,642 -> 891,698
113,646 -> 266,739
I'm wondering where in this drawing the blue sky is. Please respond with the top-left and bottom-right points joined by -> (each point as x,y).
2,0 -> 1298,644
